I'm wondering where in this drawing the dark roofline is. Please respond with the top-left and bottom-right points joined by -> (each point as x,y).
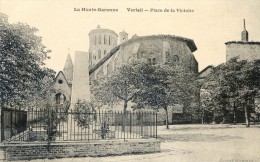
199,65 -> 215,75
225,41 -> 260,45
89,45 -> 120,75
89,34 -> 197,75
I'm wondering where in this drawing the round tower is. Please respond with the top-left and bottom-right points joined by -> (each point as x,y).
88,25 -> 118,67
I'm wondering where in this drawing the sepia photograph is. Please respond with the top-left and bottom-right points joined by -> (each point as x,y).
0,0 -> 260,161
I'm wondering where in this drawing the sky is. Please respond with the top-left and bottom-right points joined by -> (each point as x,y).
1,0 -> 260,73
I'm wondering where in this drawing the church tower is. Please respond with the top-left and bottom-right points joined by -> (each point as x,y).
88,25 -> 118,67
241,19 -> 249,42
63,53 -> 73,87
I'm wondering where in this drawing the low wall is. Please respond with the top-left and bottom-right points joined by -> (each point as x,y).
2,139 -> 160,161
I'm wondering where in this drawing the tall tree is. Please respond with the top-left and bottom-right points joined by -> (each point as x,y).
0,13 -> 55,109
202,58 -> 260,126
92,61 -> 143,114
133,64 -> 197,129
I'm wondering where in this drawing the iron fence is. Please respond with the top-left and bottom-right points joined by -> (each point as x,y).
6,108 -> 157,142
1,108 -> 27,142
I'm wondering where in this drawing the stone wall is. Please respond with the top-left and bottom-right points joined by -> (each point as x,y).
3,139 -> 160,161
226,42 -> 260,61
104,36 -> 198,76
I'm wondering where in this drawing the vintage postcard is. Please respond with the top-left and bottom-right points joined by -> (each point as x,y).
0,0 -> 260,161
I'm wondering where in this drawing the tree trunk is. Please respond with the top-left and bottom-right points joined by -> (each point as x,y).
233,102 -> 236,125
201,108 -> 204,124
222,116 -> 226,124
122,100 -> 128,132
123,100 -> 127,114
164,106 -> 169,129
244,103 -> 250,127
212,112 -> 216,124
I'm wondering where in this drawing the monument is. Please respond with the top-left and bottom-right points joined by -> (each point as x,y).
70,51 -> 91,108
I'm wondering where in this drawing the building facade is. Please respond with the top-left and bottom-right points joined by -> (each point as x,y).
90,34 -> 198,79
52,26 -> 199,124
88,25 -> 118,67
226,20 -> 260,62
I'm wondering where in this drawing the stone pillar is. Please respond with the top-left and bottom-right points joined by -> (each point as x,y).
70,51 -> 90,109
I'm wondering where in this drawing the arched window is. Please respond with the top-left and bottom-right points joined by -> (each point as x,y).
98,49 -> 101,59
152,58 -> 156,65
172,55 -> 179,62
165,51 -> 171,63
55,93 -> 66,105
104,50 -> 107,55
99,34 -> 101,44
104,35 -> 106,44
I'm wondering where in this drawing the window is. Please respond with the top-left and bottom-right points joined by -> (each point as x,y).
94,35 -> 97,45
55,93 -> 66,105
58,79 -> 63,84
109,36 -> 111,45
148,58 -> 152,64
89,52 -> 92,60
104,35 -> 106,44
98,50 -> 101,59
104,50 -> 106,55
166,52 -> 170,59
99,34 -> 101,44
152,58 -> 156,65
172,55 -> 179,62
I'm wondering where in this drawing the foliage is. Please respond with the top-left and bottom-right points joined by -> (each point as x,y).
133,63 -> 198,129
91,60 -> 198,129
43,103 -> 69,141
90,77 -> 118,109
0,14 -> 55,109
201,58 -> 260,126
74,99 -> 97,128
100,112 -> 110,139
91,60 -> 145,113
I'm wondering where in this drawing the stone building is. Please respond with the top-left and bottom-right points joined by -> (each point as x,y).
226,19 -> 260,61
199,20 -> 260,124
51,26 -> 199,124
90,33 -> 198,79
88,25 -> 118,67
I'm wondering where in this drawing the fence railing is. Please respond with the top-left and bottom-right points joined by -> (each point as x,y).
1,108 -> 27,142
6,108 -> 157,142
